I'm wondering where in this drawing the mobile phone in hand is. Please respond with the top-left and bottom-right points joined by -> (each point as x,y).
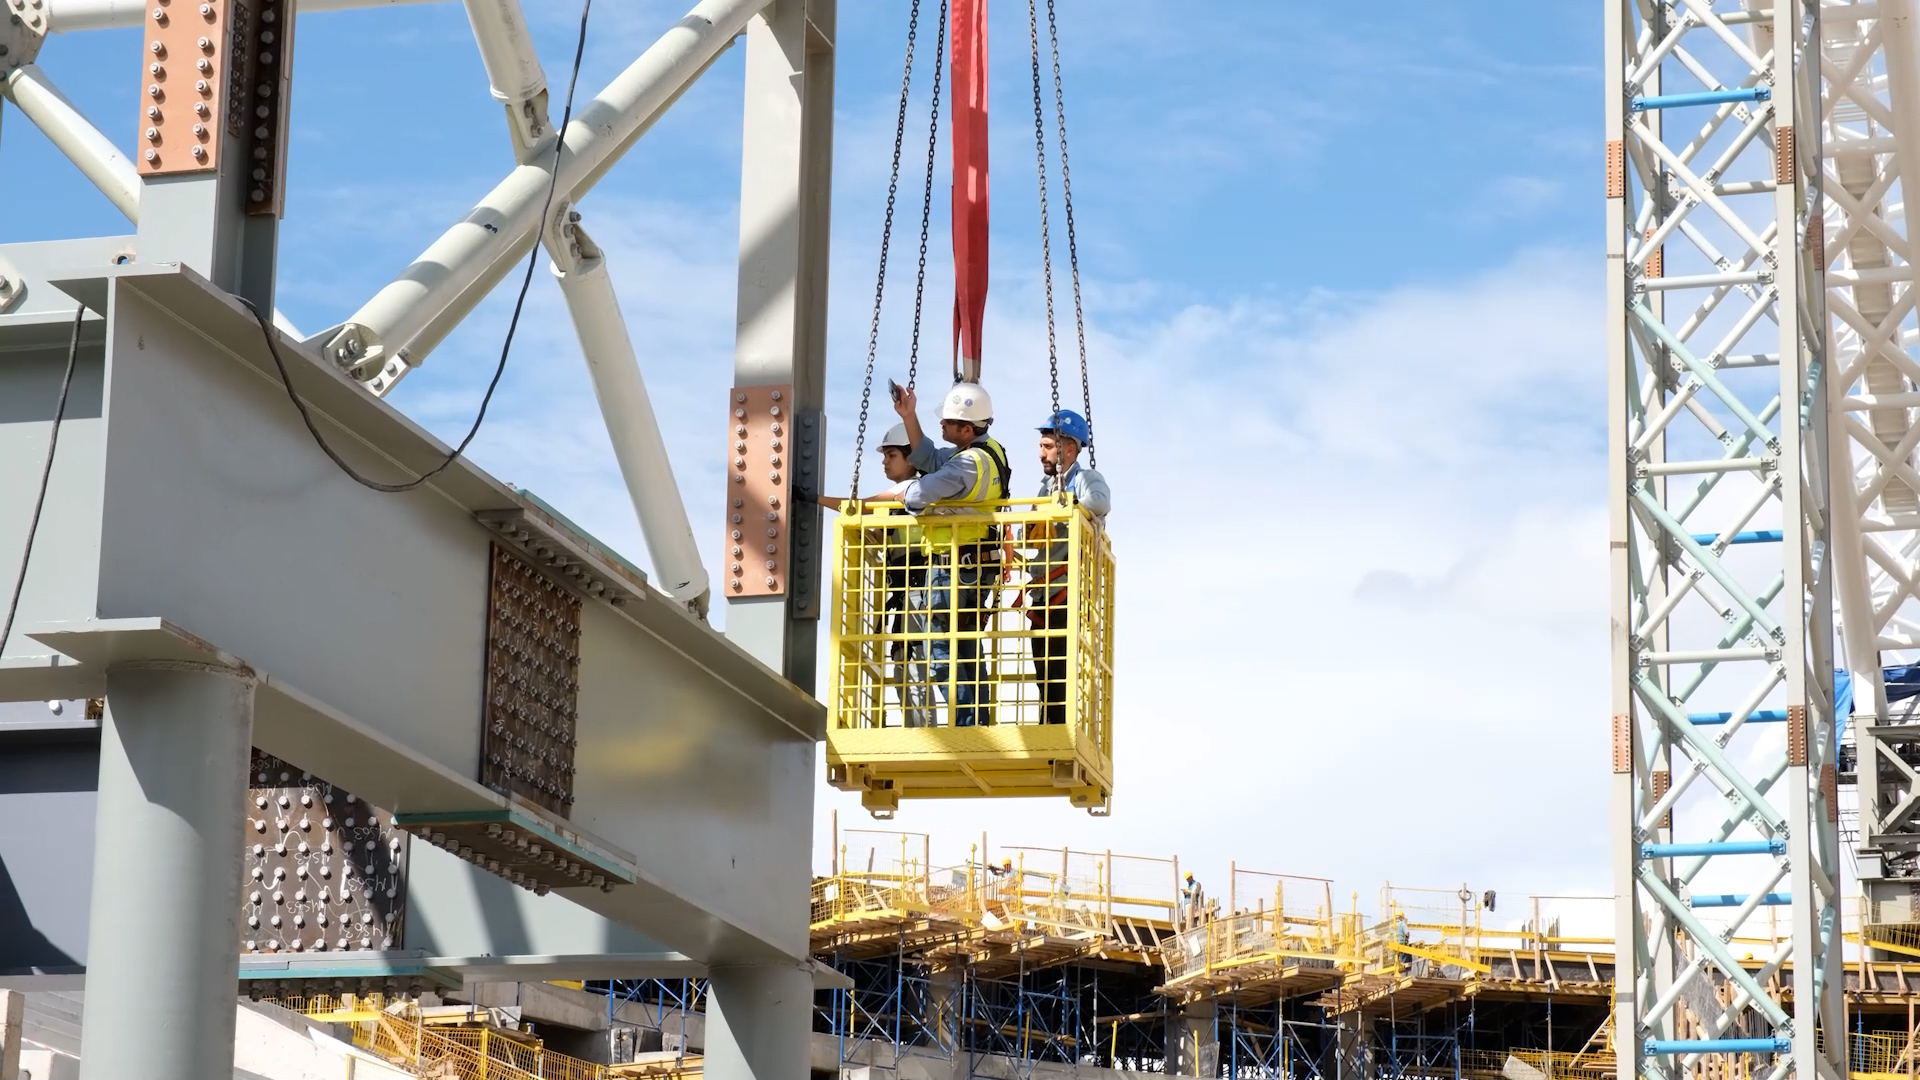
888,379 -> 905,403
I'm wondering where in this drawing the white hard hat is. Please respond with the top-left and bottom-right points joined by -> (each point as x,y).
877,423 -> 912,450
939,381 -> 994,425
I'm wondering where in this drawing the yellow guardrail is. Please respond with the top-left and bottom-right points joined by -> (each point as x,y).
265,996 -> 626,1080
1459,1047 -> 1617,1080
823,497 -> 1115,812
1159,889 -> 1615,990
812,833 -> 1181,952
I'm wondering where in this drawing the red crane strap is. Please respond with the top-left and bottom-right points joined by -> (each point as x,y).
951,0 -> 989,379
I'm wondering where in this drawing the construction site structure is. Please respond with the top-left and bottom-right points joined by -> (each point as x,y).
0,2 -> 837,1079
20,827 -> 1920,1079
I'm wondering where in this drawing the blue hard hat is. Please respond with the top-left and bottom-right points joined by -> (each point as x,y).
1038,409 -> 1091,447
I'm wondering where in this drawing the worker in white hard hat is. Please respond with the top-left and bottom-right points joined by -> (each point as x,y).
819,425 -> 932,726
1029,409 -> 1110,724
891,381 -> 1012,727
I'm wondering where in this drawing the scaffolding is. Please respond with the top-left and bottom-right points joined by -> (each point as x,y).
549,831 -> 1920,1078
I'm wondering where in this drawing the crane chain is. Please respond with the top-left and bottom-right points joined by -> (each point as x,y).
850,0 -> 925,498
906,0 -> 948,394
1045,0 -> 1095,468
1027,0 -> 1063,492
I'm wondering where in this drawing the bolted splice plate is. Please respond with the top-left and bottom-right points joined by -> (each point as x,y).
393,805 -> 636,896
241,750 -> 408,957
722,384 -> 794,598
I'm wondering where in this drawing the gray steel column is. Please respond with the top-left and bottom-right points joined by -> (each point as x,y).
704,962 -> 813,1080
77,661 -> 255,1080
726,0 -> 834,688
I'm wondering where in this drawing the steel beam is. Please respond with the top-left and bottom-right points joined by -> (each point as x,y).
44,0 -> 449,33
2,266 -> 821,966
724,0 -> 832,687
1607,4 -> 1842,1080
549,212 -> 711,613
459,0 -> 551,160
1,66 -> 137,221
324,0 -> 770,393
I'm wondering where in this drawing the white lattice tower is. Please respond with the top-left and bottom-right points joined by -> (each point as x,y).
1826,0 -> 1920,921
1605,2 -> 1844,1080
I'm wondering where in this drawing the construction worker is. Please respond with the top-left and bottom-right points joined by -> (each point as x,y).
1028,409 -> 1109,724
1181,872 -> 1206,932
819,425 -> 931,726
892,381 -> 1012,727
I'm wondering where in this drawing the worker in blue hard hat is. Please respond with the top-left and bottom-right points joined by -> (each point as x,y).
1029,408 -> 1109,725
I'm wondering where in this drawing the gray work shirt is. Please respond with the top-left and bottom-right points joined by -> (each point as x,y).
1041,461 -> 1111,518
901,436 -> 997,513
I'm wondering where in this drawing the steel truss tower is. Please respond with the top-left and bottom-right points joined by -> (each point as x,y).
1606,3 -> 1844,1080
1824,0 -> 1920,929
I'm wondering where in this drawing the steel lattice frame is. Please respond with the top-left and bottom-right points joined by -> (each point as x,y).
1606,2 -> 1843,1080
1825,0 -> 1920,915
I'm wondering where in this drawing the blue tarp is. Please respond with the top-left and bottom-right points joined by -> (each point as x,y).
1835,664 -> 1920,748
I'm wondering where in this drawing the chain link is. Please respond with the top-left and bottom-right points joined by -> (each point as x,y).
907,0 -> 948,394
1028,0 -> 1063,492
1045,0 -> 1094,468
850,0 -> 925,497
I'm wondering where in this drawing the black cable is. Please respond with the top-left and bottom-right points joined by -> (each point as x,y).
251,0 -> 595,494
1,305 -> 84,652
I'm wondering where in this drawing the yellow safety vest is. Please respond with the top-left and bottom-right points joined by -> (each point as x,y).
919,437 -> 1011,552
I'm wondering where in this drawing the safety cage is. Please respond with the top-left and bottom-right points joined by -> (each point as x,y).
823,496 -> 1114,815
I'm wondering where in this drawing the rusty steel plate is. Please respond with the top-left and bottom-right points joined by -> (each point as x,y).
240,750 -> 408,956
481,543 -> 582,816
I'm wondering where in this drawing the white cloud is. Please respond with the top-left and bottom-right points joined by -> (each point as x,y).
398,200 -> 1617,916
835,249 -> 1613,909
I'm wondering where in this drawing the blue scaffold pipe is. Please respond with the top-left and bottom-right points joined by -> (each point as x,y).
1642,839 -> 1785,858
1644,1038 -> 1790,1055
1687,709 -> 1789,725
1631,87 -> 1772,112
1689,893 -> 1792,908
1687,529 -> 1784,546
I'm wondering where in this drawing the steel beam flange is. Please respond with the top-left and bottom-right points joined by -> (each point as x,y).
393,806 -> 636,896
0,252 -> 22,313
1,0 -> 47,73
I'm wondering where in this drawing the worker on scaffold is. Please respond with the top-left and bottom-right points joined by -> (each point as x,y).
1029,409 -> 1109,725
820,423 -> 934,727
891,381 -> 1013,727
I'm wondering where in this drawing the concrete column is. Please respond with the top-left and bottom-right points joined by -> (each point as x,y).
1336,1012 -> 1376,1080
0,988 -> 21,1080
77,661 -> 256,1080
926,967 -> 962,1054
705,963 -> 813,1080
1169,1001 -> 1217,1077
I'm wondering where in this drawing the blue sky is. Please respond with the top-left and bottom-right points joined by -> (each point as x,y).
4,1 -> 1615,920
